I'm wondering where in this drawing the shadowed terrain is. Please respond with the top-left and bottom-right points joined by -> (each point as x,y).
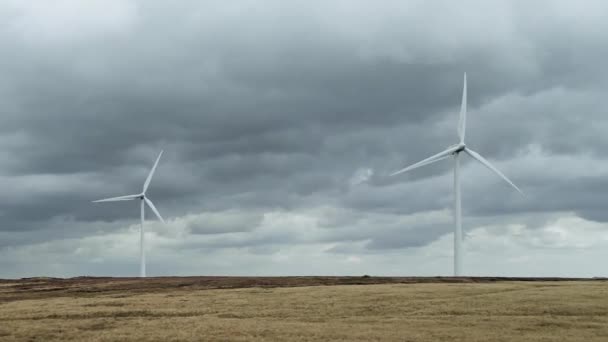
1,277 -> 607,341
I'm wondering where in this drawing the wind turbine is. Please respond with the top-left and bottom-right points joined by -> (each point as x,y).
93,150 -> 165,278
391,73 -> 522,276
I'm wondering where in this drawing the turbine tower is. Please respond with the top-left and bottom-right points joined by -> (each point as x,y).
93,150 -> 165,277
391,74 -> 523,276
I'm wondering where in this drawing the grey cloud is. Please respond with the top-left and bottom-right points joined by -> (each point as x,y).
187,211 -> 264,234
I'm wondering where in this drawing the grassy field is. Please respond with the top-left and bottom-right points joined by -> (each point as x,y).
0,277 -> 607,341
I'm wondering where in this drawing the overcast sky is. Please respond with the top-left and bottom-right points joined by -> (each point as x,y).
1,0 -> 607,278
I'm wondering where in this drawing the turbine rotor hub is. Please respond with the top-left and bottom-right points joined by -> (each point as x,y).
452,143 -> 466,154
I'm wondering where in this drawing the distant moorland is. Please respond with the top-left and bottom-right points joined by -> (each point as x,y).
1,276 -> 607,341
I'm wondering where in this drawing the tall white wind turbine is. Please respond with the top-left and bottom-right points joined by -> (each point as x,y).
93,151 -> 165,277
391,74 -> 523,276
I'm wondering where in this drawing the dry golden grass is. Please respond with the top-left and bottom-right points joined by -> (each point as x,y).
1,279 -> 607,341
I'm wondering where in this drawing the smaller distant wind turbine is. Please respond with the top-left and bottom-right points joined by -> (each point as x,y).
93,151 -> 165,278
391,73 -> 523,276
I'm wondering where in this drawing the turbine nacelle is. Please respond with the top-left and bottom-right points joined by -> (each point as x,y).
451,143 -> 466,154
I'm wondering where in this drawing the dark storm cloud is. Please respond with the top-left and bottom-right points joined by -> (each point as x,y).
1,0 -> 608,270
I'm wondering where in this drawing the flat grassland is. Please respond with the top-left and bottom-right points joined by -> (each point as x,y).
0,277 -> 607,341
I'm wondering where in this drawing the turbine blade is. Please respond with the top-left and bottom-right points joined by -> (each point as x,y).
143,150 -> 163,193
144,197 -> 164,223
465,148 -> 523,195
391,146 -> 459,177
458,73 -> 467,143
92,194 -> 140,203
